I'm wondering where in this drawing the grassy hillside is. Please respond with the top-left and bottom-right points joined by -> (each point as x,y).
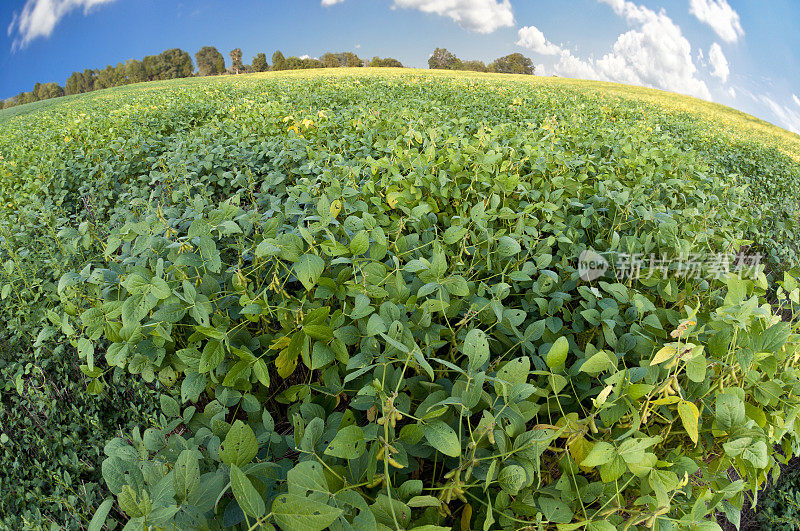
4,67 -> 799,160
1,68 -> 799,529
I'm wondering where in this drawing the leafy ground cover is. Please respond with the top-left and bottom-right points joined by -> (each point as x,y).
2,68 -> 800,529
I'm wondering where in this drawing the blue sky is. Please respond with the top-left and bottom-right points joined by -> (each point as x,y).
1,0 -> 799,133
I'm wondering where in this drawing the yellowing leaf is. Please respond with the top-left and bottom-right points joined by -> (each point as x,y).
569,435 -> 595,473
329,199 -> 342,218
593,385 -> 614,408
387,191 -> 402,209
650,346 -> 678,366
275,348 -> 298,378
270,336 -> 291,351
460,503 -> 473,531
677,400 -> 699,445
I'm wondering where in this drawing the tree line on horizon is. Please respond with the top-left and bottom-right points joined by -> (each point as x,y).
2,46 -> 532,109
427,48 -> 534,75
1,47 -> 403,109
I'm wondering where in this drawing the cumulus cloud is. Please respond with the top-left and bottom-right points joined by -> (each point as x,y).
324,0 -> 513,32
516,26 -> 561,55
708,42 -> 729,82
760,95 -> 800,134
696,47 -> 706,67
391,0 -> 514,33
598,0 -> 711,99
8,0 -> 116,49
553,50 -> 602,80
515,25 -> 601,80
518,0 -> 711,100
689,0 -> 744,43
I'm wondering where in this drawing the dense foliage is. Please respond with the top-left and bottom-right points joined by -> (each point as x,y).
197,46 -> 228,77
1,71 -> 800,529
759,459 -> 800,530
370,57 -> 405,68
428,48 -> 534,75
2,45 -> 373,110
4,48 -> 197,109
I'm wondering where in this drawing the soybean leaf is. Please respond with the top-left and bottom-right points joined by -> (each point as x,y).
219,420 -> 258,467
324,424 -> 366,459
423,420 -> 461,457
230,464 -> 266,518
678,400 -> 700,445
546,336 -> 569,370
174,449 -> 200,502
272,493 -> 342,531
464,328 -> 489,373
295,254 -> 324,291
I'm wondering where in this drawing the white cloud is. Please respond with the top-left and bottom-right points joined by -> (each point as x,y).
728,87 -> 736,98
323,0 -> 513,33
7,13 -> 18,37
299,54 -> 311,60
760,95 -> 800,134
392,0 -> 514,33
597,0 -> 711,99
516,26 -> 561,55
689,0 -> 744,43
354,43 -> 361,49
696,48 -> 706,67
515,24 -> 602,80
793,94 -> 800,107
8,0 -> 116,49
518,0 -> 711,100
708,42 -> 729,82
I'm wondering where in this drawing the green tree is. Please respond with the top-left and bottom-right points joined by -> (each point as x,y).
282,56 -> 324,70
113,62 -> 129,85
18,91 -> 37,104
462,60 -> 487,72
32,82 -> 64,100
252,53 -> 269,72
285,56 -> 303,69
195,46 -> 226,76
321,52 -> 340,68
65,70 -> 95,95
272,50 -> 286,71
428,48 -> 462,70
142,54 -> 161,80
229,48 -> 244,74
322,52 -> 362,67
488,53 -> 534,75
65,72 -> 80,95
125,59 -> 147,83
144,49 -> 194,81
159,48 -> 194,79
31,83 -> 42,100
92,63 -> 127,89
95,65 -> 116,89
369,57 -> 403,67
80,70 -> 96,93
344,52 -> 363,67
